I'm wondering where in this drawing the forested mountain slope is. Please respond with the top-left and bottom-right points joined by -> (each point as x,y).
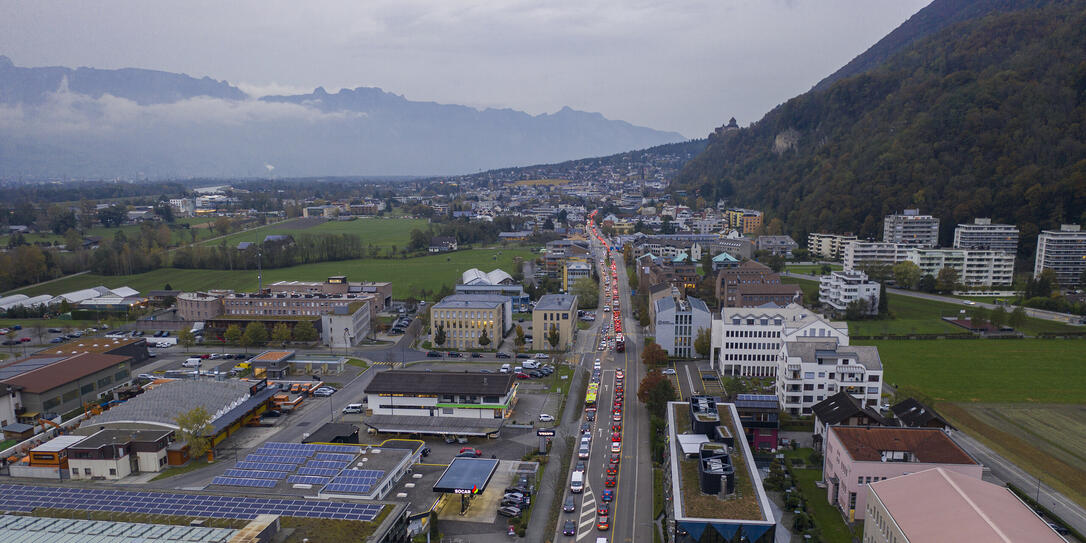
676,1 -> 1086,259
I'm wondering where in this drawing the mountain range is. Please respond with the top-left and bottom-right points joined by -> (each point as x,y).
676,0 -> 1086,260
0,55 -> 684,179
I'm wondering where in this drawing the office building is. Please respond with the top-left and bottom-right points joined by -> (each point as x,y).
1034,224 -> 1086,287
712,304 -> 848,377
819,270 -> 880,315
430,294 -> 508,351
883,209 -> 939,248
653,296 -> 712,358
953,218 -> 1019,254
532,294 -> 578,351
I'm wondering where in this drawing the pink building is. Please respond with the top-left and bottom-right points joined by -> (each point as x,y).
864,468 -> 1066,543
823,426 -> 981,522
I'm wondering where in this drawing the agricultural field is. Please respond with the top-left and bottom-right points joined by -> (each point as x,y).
939,403 -> 1086,508
861,339 -> 1086,404
11,248 -> 536,300
202,217 -> 428,250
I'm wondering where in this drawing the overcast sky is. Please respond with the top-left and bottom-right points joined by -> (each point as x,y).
0,0 -> 928,138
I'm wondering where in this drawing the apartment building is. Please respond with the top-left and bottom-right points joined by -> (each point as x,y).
755,235 -> 798,256
711,303 -> 849,377
819,271 -> 880,315
807,233 -> 857,261
824,427 -> 980,522
883,209 -> 939,248
905,248 -> 1014,286
653,296 -> 712,358
777,338 -> 882,416
1034,224 -> 1086,287
725,208 -> 763,234
532,294 -> 578,351
842,242 -> 908,272
953,218 -> 1019,254
430,295 -> 507,351
715,261 -> 802,308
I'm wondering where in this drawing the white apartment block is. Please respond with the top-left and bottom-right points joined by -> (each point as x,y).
953,218 -> 1019,254
712,303 -> 849,378
777,338 -> 883,416
1034,224 -> 1086,287
819,271 -> 880,314
906,248 -> 1014,287
883,209 -> 939,248
807,233 -> 858,261
843,242 -> 908,272
653,296 -> 712,358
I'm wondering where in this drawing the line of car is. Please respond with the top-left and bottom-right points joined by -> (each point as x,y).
497,477 -> 535,519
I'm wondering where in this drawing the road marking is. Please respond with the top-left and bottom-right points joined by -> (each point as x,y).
579,517 -> 595,529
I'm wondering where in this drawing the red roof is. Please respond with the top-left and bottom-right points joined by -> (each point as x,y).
832,427 -> 976,464
3,353 -> 131,393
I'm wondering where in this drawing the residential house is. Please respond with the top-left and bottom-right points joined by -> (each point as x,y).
818,270 -> 880,315
428,236 -> 458,253
777,338 -> 882,416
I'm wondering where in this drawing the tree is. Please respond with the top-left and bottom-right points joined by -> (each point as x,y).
543,218 -> 555,231
271,322 -> 292,346
434,324 -> 446,348
174,406 -> 213,458
408,228 -> 430,252
478,328 -> 491,348
637,370 -> 676,418
1008,306 -> 1028,329
223,324 -> 242,345
63,228 -> 83,251
877,283 -> 888,315
892,261 -> 922,290
969,305 -> 989,326
514,325 -> 526,351
935,267 -> 959,293
242,322 -> 268,348
641,340 -> 668,367
293,320 -> 318,342
97,205 -> 127,227
694,327 -> 712,359
766,217 -> 784,235
570,277 -> 599,309
622,244 -> 633,263
844,298 -> 872,321
700,251 -> 713,277
47,206 -> 78,235
918,274 -> 937,293
989,306 -> 1008,329
178,329 -> 195,351
213,217 -> 231,236
546,324 -> 560,351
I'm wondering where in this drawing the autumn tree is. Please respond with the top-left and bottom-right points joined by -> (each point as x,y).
638,369 -> 676,418
514,325 -> 526,351
177,329 -> 195,351
546,324 -> 560,351
641,340 -> 668,367
223,324 -> 242,345
892,261 -> 922,290
694,327 -> 712,359
174,406 -> 213,458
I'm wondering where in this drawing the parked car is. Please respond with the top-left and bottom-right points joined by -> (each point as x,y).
538,413 -> 555,422
496,352 -> 511,359
447,351 -> 462,358
536,353 -> 549,359
427,350 -> 441,357
516,353 -> 531,359
49,337 -> 64,343
458,447 -> 482,457
312,387 -> 335,397
470,352 -> 482,358
515,372 -> 530,379
262,410 -> 283,418
496,506 -> 521,518
662,368 -> 676,375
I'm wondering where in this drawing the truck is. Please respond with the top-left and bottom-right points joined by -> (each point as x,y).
190,322 -> 205,336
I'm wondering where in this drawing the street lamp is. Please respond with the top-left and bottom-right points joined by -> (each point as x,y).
343,328 -> 350,357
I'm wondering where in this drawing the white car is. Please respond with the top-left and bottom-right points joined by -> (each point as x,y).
662,368 -> 677,375
536,353 -> 549,359
538,414 -> 555,422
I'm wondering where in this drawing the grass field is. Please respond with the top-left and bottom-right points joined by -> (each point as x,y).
784,263 -> 842,275
784,277 -> 1081,336
203,217 -> 428,250
12,248 -> 536,299
3,217 -> 220,246
791,468 -> 857,542
859,339 -> 1086,403
940,403 -> 1086,508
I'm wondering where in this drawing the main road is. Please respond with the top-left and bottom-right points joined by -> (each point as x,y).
550,229 -> 652,542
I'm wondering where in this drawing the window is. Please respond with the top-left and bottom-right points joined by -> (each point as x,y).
81,383 -> 95,395
849,492 -> 857,510
62,390 -> 79,403
84,468 -> 91,475
109,468 -> 117,476
804,372 -> 815,379
97,376 -> 112,388
71,469 -> 78,476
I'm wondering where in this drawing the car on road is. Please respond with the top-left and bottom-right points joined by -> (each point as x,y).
1,340 -> 17,346
563,495 -> 577,513
611,433 -> 621,442
426,351 -> 441,357
611,422 -> 622,432
604,475 -> 616,487
597,504 -> 610,516
605,465 -> 617,476
662,368 -> 677,375
538,414 -> 555,422
516,353 -> 531,359
574,461 -> 586,475
470,352 -> 482,358
562,520 -> 576,536
496,506 -> 521,518
447,351 -> 462,358
49,337 -> 65,343
585,411 -> 595,422
613,411 -> 622,422
496,352 -> 511,359
312,387 -> 335,397
611,442 -> 621,453
601,489 -> 614,502
609,453 -> 620,465
459,447 -> 482,457
580,422 -> 591,434
963,300 -> 977,305
597,515 -> 610,530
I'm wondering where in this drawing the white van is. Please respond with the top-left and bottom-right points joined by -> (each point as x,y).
522,360 -> 538,369
500,364 -> 511,373
570,471 -> 584,493
342,403 -> 364,414
183,357 -> 202,367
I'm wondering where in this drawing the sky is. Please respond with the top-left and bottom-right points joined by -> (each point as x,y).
0,0 -> 929,139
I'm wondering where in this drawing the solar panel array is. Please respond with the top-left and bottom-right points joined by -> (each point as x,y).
210,477 -> 277,488
212,442 -> 363,489
322,469 -> 386,495
0,484 -> 383,521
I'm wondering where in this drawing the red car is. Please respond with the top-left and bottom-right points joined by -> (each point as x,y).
606,465 -> 618,476
515,372 -> 530,379
597,515 -> 610,531
609,453 -> 620,465
605,475 -> 617,487
458,447 -> 482,457
611,422 -> 622,432
19,337 -> 31,342
611,432 -> 622,442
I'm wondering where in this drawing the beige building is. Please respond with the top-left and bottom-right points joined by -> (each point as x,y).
430,295 -> 506,351
864,468 -> 1065,543
67,429 -> 173,480
807,233 -> 858,261
532,294 -> 578,351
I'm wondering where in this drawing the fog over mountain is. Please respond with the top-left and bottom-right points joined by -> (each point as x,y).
0,56 -> 684,179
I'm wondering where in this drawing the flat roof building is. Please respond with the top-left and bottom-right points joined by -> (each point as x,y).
883,209 -> 939,248
1034,224 -> 1086,288
953,217 -> 1020,254
363,370 -> 517,437
532,294 -> 578,351
431,294 -> 510,351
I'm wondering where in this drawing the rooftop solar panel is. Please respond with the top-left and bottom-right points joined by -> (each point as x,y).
287,475 -> 331,485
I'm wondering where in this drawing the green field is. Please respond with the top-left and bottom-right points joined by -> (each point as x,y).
203,217 -> 428,250
784,277 -> 1081,336
859,339 -> 1086,403
791,467 -> 857,542
940,403 -> 1086,508
784,263 -> 842,275
12,248 -> 536,300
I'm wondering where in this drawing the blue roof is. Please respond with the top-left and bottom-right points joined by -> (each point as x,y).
672,252 -> 689,263
713,252 -> 738,262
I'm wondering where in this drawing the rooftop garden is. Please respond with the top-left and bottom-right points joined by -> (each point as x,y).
674,406 -> 763,521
